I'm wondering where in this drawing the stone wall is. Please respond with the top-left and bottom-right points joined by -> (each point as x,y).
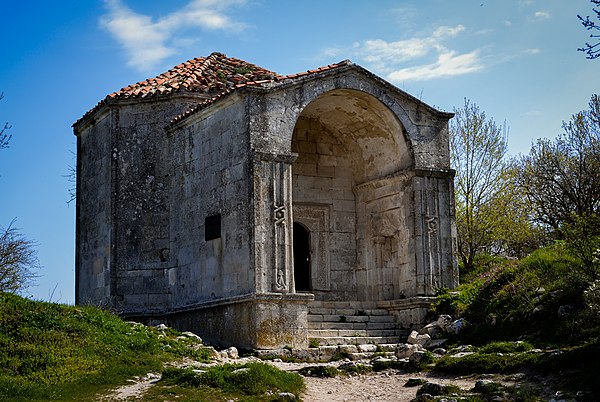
75,109 -> 113,305
168,95 -> 255,307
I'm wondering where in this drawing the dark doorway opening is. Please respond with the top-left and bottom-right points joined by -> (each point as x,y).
293,222 -> 311,291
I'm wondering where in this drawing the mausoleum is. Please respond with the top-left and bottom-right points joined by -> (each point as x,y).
74,52 -> 458,349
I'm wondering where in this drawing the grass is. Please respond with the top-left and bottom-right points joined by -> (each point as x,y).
0,292 -> 212,401
160,363 -> 304,400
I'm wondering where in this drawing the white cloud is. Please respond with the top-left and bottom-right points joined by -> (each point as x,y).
387,50 -> 482,82
502,20 -> 512,27
341,25 -> 482,82
100,0 -> 247,72
533,11 -> 551,20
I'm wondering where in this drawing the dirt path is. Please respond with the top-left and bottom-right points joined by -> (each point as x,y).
301,372 -> 487,401
99,358 -> 528,401
98,372 -> 161,401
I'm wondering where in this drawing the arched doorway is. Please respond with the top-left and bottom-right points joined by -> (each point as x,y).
293,222 -> 311,291
290,88 -> 413,301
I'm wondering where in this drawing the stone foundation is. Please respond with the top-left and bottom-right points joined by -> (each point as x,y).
378,297 -> 437,331
127,292 -> 313,350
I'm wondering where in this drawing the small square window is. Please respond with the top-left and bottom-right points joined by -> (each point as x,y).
205,214 -> 221,241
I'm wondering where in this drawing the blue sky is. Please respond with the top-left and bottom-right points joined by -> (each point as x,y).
0,0 -> 597,303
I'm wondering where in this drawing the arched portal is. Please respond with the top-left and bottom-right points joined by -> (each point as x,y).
290,88 -> 414,301
293,222 -> 311,291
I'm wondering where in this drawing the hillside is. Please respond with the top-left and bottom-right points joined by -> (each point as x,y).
0,292 -> 306,401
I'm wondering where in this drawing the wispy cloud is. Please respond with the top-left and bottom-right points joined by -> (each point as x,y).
100,0 -> 247,72
387,50 -> 482,82
533,11 -> 551,20
334,25 -> 483,82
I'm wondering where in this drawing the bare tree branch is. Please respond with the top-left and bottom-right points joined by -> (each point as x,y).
578,0 -> 600,59
0,219 -> 40,293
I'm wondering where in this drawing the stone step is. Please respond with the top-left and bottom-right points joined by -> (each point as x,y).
308,328 -> 405,338
309,335 -> 403,346
308,321 -> 398,331
308,301 -> 379,310
308,314 -> 395,323
307,307 -> 391,317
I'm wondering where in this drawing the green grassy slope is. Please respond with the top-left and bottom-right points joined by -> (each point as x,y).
0,292 -> 210,401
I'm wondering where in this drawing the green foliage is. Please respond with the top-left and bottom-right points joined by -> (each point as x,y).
0,292 -> 211,401
584,279 -> 600,314
234,66 -> 255,75
477,341 -> 533,354
163,363 -> 305,398
339,363 -> 372,375
308,338 -> 320,348
516,94 -> 600,230
450,98 -> 512,271
431,246 -> 600,346
561,213 -> 600,282
435,351 -> 545,375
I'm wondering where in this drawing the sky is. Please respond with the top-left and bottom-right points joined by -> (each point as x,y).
0,0 -> 597,304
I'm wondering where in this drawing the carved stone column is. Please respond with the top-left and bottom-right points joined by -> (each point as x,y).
252,151 -> 297,294
413,168 -> 457,296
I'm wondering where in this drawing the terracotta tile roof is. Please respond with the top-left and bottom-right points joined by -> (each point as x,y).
108,52 -> 283,100
75,52 -> 351,128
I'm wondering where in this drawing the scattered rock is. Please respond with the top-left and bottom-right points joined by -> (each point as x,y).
417,382 -> 444,396
419,322 -> 440,337
407,331 -> 431,347
155,323 -> 168,331
255,348 -> 292,359
449,318 -> 468,334
405,378 -> 427,387
396,343 -> 421,359
474,379 -> 500,393
181,331 -> 203,342
436,314 -> 453,331
371,356 -> 394,364
558,305 -> 574,317
225,346 -> 238,359
427,339 -> 447,348
409,351 -> 429,364
358,343 -> 378,353
432,348 -> 446,355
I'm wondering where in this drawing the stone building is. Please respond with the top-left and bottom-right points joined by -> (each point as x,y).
73,52 -> 458,349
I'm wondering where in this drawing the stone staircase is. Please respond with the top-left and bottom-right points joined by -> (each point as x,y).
307,301 -> 409,346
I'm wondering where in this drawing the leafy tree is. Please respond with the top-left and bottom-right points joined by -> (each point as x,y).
517,95 -> 600,230
0,220 -> 39,293
450,99 -> 511,271
578,0 -> 600,59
